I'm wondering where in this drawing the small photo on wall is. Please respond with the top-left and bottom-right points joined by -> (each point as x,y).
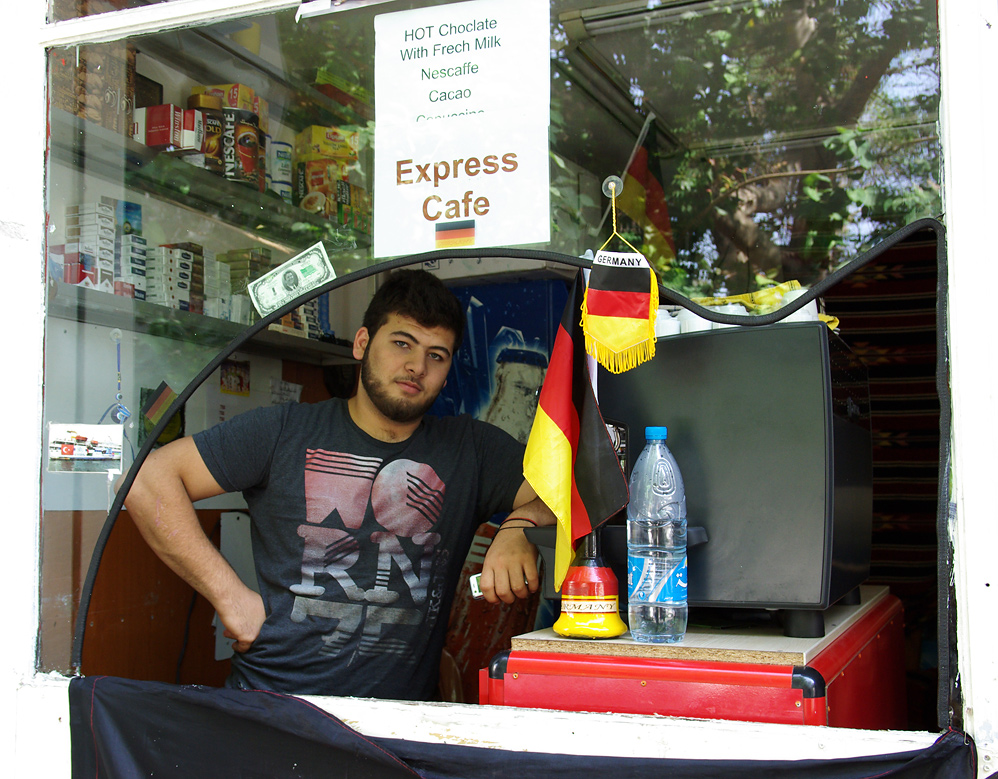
48,422 -> 123,474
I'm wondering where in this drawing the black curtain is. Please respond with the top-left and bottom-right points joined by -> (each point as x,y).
70,676 -> 978,779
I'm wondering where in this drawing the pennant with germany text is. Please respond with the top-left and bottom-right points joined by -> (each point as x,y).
582,250 -> 659,374
523,272 -> 629,591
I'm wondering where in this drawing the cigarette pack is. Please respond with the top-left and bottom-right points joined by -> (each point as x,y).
180,109 -> 204,151
133,104 -> 181,149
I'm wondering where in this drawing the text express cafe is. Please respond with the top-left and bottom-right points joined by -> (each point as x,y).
9,0 -> 995,775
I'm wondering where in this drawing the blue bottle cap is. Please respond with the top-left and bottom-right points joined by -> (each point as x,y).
645,426 -> 668,440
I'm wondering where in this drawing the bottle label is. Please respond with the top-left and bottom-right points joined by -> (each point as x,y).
627,555 -> 687,604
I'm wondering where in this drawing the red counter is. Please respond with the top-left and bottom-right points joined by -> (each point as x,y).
480,586 -> 906,729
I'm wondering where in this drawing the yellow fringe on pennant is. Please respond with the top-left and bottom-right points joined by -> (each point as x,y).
581,269 -> 659,374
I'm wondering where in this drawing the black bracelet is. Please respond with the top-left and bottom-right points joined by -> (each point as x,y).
496,517 -> 538,532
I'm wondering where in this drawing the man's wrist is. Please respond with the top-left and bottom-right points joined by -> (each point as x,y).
494,516 -> 537,533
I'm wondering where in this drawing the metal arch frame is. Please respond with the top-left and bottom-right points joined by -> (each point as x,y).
71,216 -> 950,730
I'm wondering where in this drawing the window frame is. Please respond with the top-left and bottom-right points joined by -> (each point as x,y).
6,0 -> 996,773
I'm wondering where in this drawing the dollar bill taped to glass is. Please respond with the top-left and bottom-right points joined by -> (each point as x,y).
247,242 -> 335,317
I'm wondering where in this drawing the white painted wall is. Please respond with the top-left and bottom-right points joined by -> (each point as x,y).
937,1 -> 998,776
1,0 -> 994,776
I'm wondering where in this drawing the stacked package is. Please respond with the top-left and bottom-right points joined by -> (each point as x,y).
293,125 -> 369,232
268,139 -> 293,204
116,233 -> 147,299
113,199 -> 144,299
145,245 -> 194,311
217,247 -> 274,325
58,197 -> 145,298
63,201 -> 115,293
269,297 -> 322,340
301,297 -> 322,340
202,249 -> 232,320
161,243 -> 205,314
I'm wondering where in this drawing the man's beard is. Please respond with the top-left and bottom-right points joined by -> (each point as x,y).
359,349 -> 437,424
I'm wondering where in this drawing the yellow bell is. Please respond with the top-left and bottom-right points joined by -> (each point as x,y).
553,530 -> 628,639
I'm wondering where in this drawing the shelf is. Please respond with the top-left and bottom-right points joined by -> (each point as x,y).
135,27 -> 372,129
49,109 -> 368,254
47,281 -> 356,367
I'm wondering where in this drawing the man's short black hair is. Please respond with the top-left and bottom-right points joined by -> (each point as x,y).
362,269 -> 464,351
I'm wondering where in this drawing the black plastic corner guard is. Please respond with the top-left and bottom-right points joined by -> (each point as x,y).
791,666 -> 827,699
489,650 -> 511,680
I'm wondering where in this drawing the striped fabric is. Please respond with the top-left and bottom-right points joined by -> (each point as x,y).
821,228 -> 942,729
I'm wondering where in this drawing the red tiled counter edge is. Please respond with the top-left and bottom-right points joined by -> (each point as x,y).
480,595 -> 906,729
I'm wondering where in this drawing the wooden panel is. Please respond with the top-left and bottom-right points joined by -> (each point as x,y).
282,359 -> 359,404
512,586 -> 889,666
78,508 -> 230,687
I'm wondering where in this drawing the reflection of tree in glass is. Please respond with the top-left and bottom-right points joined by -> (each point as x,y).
551,0 -> 940,297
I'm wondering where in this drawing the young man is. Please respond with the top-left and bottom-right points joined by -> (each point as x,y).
124,269 -> 553,700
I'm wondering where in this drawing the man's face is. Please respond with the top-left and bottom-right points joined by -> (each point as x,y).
355,313 -> 455,424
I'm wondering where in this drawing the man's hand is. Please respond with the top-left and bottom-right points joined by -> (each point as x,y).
480,522 -> 539,604
480,487 -> 556,604
219,586 -> 267,653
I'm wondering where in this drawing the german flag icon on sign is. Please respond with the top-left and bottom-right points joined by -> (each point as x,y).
435,219 -> 475,249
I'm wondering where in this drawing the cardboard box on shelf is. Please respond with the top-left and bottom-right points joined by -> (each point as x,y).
294,159 -> 352,211
133,104 -> 182,149
314,67 -> 373,121
192,83 -> 255,112
294,125 -> 359,161
115,200 -> 142,236
48,41 -> 136,136
180,109 -> 204,151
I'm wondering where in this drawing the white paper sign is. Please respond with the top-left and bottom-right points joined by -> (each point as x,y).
373,0 -> 550,257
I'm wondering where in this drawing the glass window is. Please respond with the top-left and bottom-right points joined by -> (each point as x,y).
51,0 -> 186,23
553,0 -> 940,298
41,0 -> 941,708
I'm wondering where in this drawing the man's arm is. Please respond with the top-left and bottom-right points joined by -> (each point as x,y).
121,436 -> 266,652
479,480 -> 555,604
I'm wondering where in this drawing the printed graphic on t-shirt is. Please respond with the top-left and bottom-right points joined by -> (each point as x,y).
291,451 -> 447,666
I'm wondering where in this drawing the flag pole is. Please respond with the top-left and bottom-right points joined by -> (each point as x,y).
593,112 -> 657,235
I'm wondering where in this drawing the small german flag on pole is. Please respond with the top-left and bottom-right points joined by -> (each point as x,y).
435,219 -> 475,249
523,272 -> 629,591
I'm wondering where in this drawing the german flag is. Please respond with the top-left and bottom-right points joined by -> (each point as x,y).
141,381 -> 178,425
582,252 -> 658,374
617,123 -> 676,264
435,219 -> 475,249
523,271 -> 629,591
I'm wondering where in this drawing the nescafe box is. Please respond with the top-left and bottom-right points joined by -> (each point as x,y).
221,108 -> 260,187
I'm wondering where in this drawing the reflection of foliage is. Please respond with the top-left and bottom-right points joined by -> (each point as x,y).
549,151 -> 599,253
552,0 -> 940,295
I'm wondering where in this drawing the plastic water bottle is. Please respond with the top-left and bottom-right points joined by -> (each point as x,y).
627,426 -> 688,643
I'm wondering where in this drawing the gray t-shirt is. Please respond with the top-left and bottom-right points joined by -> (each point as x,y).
193,398 -> 525,700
